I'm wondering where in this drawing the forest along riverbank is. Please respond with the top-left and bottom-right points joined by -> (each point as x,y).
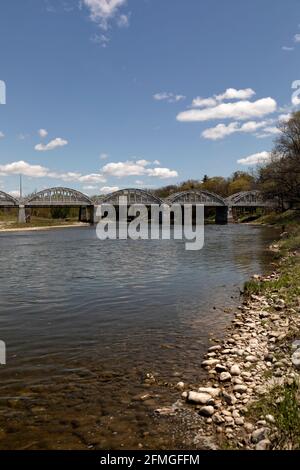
170,216 -> 300,450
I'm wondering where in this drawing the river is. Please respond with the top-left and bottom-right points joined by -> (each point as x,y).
0,224 -> 276,449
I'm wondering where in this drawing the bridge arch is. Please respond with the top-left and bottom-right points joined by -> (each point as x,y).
226,190 -> 267,207
102,188 -> 164,205
25,187 -> 93,207
0,190 -> 19,207
166,190 -> 226,206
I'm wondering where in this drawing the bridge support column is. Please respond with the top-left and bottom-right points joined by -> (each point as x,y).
215,206 -> 228,225
18,205 -> 26,224
228,207 -> 234,223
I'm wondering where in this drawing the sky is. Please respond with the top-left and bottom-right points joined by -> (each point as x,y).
0,0 -> 300,197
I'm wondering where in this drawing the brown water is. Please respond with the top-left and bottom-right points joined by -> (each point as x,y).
0,224 -> 276,450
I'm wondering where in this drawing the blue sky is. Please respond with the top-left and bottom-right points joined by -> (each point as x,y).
0,0 -> 300,197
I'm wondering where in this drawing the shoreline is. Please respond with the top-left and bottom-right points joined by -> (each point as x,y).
169,226 -> 300,450
0,222 -> 90,233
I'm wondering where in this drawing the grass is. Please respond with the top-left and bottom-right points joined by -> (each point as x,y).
248,382 -> 300,450
243,213 -> 300,449
255,209 -> 300,227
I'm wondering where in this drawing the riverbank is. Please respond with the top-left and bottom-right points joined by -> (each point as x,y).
0,221 -> 89,233
178,213 -> 300,450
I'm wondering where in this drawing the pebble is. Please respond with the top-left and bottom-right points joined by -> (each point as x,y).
251,428 -> 268,444
198,387 -> 221,398
291,350 -> 300,370
187,392 -> 214,405
256,439 -> 271,451
199,406 -> 215,417
230,365 -> 241,376
219,372 -> 232,382
222,392 -> 237,405
233,384 -> 248,393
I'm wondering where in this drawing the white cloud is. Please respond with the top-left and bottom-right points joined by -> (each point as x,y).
294,34 -> 300,43
0,161 -> 49,178
0,131 -> 4,139
35,137 -> 68,152
102,159 -> 178,179
147,167 -> 178,179
153,92 -> 186,103
192,88 -> 255,108
100,186 -> 120,194
8,190 -> 20,198
237,151 -> 271,166
0,160 -> 106,184
83,0 -> 127,29
153,160 -> 161,165
256,126 -> 282,139
102,159 -> 150,178
90,33 -> 110,47
100,152 -> 109,160
192,97 -> 217,108
38,129 -> 48,138
278,113 -> 291,122
117,13 -> 130,27
177,97 -> 277,122
78,173 -> 106,183
215,88 -> 256,102
202,120 -> 268,140
282,46 -> 294,51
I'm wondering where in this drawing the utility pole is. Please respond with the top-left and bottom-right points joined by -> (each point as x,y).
19,174 -> 23,200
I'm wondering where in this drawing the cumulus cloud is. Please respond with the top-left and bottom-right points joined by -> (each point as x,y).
192,97 -> 217,108
0,161 -> 49,178
294,34 -> 300,43
153,92 -> 186,103
256,126 -> 282,139
102,159 -> 178,179
0,160 -> 106,184
100,186 -> 120,194
102,159 -> 150,178
38,129 -> 48,138
35,137 -> 68,152
100,152 -> 109,160
177,98 -> 277,122
202,120 -> 268,140
0,131 -> 4,139
147,167 -> 178,179
282,46 -> 294,51
83,0 -> 128,29
192,88 -> 255,108
237,151 -> 271,166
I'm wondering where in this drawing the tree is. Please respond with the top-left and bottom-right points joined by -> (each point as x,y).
258,112 -> 300,209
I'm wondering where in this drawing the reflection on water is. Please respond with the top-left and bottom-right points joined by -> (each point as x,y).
0,224 -> 275,449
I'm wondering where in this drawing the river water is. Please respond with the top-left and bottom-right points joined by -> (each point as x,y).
0,224 -> 276,450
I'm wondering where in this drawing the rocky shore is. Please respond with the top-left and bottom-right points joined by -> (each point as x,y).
178,242 -> 300,450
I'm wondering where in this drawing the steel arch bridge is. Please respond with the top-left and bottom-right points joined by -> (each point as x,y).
166,190 -> 226,206
25,187 -> 93,207
226,190 -> 269,207
0,190 -> 19,207
102,188 -> 164,205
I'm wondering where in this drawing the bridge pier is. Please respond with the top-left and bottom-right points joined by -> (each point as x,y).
228,207 -> 235,223
18,205 -> 26,224
215,206 -> 228,225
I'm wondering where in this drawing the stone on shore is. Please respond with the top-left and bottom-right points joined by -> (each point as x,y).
199,406 -> 215,417
187,391 -> 214,405
291,350 -> 300,370
198,387 -> 221,398
219,372 -> 232,382
230,365 -> 241,376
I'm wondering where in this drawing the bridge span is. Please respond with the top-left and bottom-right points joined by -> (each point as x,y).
0,187 -> 273,225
